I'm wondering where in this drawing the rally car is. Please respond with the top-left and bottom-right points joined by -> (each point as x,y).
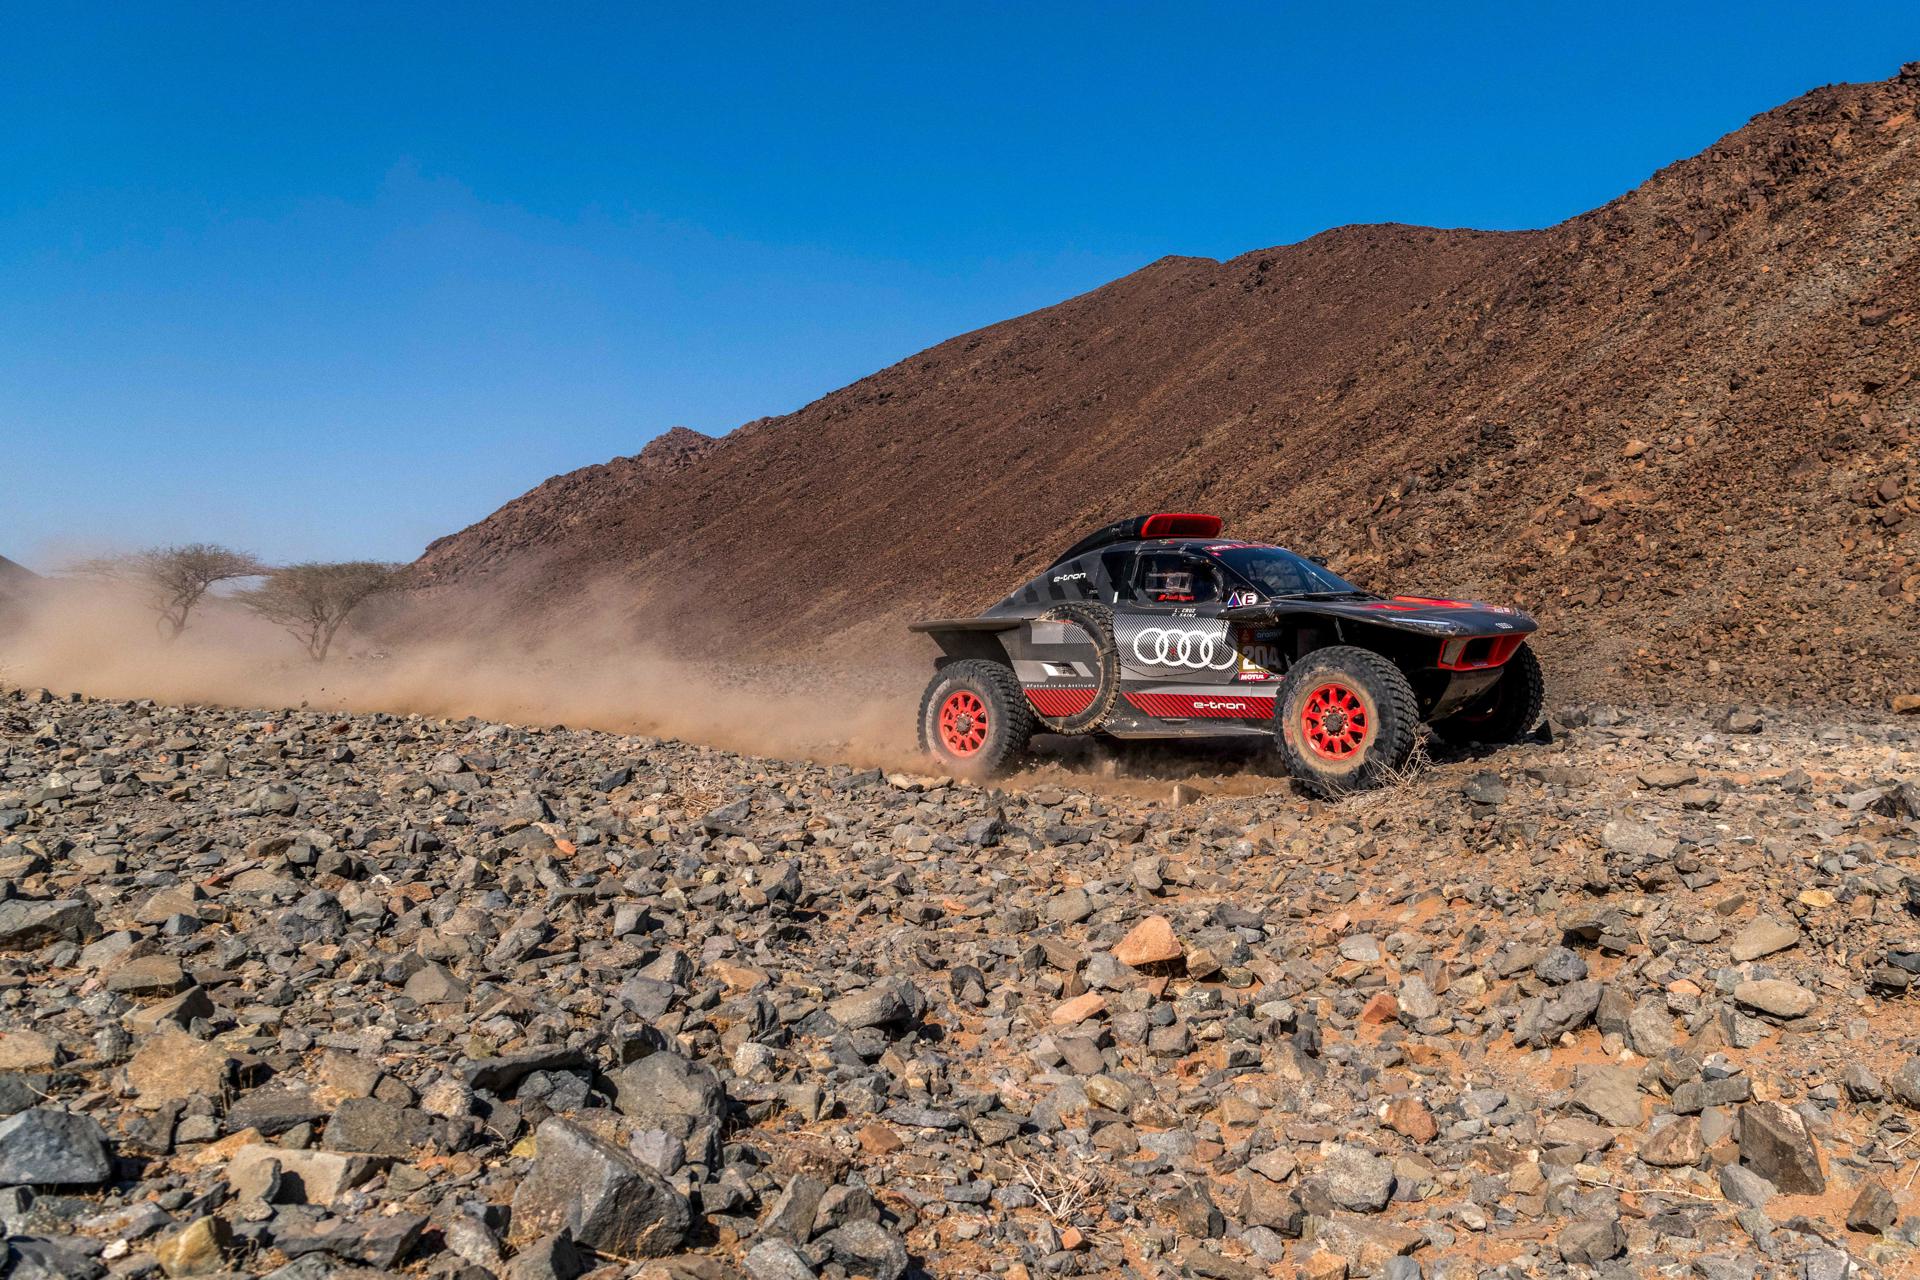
910,512 -> 1543,796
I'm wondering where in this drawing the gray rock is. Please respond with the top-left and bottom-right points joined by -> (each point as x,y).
607,1051 -> 726,1135
817,1221 -> 908,1280
1844,1062 -> 1884,1101
760,1173 -> 827,1243
1800,1247 -> 1856,1280
320,1097 -> 438,1156
402,961 -> 467,1004
1641,1116 -> 1704,1167
1601,820 -> 1674,859
1729,916 -> 1800,962
227,1084 -> 327,1136
1671,1075 -> 1751,1114
1320,1144 -> 1395,1213
827,981 -> 922,1030
276,1212 -> 425,1268
1890,1055 -> 1920,1108
1462,772 -> 1507,806
1397,974 -> 1439,1020
1626,998 -> 1676,1056
1733,978 -> 1816,1019
0,1108 -> 111,1184
442,1203 -> 507,1270
1514,979 -> 1603,1047
1533,946 -> 1588,985
1048,887 -> 1093,924
1846,1181 -> 1898,1234
1718,1163 -> 1776,1208
745,1238 -> 818,1280
0,899 -> 98,950
4,1237 -> 107,1280
1571,1064 -> 1642,1127
1739,1102 -> 1825,1195
1558,1215 -> 1627,1264
502,1230 -> 586,1280
510,1117 -> 689,1258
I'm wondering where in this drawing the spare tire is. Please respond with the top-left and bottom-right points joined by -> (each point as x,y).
1033,602 -> 1121,735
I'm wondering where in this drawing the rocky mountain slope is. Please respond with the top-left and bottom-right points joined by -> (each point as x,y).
2,687 -> 1918,1278
410,66 -> 1920,707
0,555 -> 39,629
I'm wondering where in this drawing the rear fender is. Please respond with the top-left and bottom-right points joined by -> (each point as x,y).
1000,618 -> 1105,693
922,629 -> 1015,666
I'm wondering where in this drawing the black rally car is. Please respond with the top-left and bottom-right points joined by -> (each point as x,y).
911,512 -> 1543,795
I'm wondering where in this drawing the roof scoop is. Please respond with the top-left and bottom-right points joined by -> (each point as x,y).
1139,512 -> 1222,538
1048,512 -> 1223,567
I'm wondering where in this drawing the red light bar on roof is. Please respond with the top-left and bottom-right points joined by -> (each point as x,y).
1139,512 -> 1223,539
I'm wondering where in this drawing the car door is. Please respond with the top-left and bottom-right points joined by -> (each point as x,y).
1113,550 -> 1241,689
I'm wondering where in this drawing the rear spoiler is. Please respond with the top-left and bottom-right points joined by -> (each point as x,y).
907,617 -> 1021,634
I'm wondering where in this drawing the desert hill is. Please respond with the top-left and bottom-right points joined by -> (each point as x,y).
411,66 -> 1920,704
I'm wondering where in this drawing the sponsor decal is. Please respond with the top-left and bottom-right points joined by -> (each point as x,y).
1226,589 -> 1260,607
1154,592 -> 1195,602
1131,627 -> 1238,671
1052,571 -> 1087,583
1237,639 -> 1283,682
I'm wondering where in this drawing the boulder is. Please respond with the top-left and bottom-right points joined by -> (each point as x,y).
0,1108 -> 111,1184
510,1118 -> 690,1257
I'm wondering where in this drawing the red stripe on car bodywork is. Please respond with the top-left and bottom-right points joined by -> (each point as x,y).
1123,692 -> 1275,720
1025,687 -> 1097,717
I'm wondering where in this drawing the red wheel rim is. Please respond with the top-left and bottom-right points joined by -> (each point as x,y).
938,690 -> 989,756
1300,681 -> 1370,759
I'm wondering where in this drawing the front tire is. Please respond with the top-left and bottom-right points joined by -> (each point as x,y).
1429,642 -> 1544,746
1276,646 -> 1418,798
916,660 -> 1034,780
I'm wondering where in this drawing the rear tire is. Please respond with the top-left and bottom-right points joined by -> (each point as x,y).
1429,642 -> 1544,746
1275,646 -> 1418,798
1033,602 -> 1120,734
917,660 -> 1034,780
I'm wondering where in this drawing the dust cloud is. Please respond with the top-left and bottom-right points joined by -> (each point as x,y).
0,577 -> 924,770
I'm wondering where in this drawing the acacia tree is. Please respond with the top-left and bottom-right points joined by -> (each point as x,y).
239,562 -> 401,661
74,544 -> 264,639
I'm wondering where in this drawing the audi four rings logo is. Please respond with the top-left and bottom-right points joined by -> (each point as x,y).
1132,627 -> 1238,669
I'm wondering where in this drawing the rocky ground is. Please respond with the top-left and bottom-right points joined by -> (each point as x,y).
1,684 -> 1918,1280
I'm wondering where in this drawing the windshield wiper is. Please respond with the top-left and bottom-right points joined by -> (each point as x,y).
1280,590 -> 1376,601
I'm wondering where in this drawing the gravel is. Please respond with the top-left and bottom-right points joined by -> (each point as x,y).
0,684 -> 1917,1277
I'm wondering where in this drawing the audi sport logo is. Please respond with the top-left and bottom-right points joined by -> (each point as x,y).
1131,627 -> 1237,670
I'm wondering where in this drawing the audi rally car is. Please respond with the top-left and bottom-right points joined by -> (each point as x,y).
911,512 -> 1543,796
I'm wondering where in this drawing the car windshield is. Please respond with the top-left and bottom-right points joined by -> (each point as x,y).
1210,546 -> 1369,599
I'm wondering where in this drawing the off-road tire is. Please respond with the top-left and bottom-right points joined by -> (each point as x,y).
917,660 -> 1035,780
1275,645 -> 1419,798
1429,642 -> 1544,746
1033,602 -> 1120,734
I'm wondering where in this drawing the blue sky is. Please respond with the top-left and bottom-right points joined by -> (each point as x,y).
5,4 -> 1917,570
